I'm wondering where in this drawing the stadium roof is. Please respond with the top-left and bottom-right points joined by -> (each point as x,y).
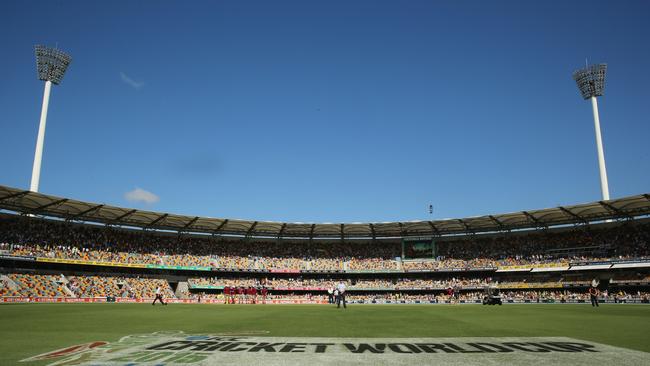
0,185 -> 649,239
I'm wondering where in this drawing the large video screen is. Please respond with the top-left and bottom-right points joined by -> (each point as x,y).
402,237 -> 436,259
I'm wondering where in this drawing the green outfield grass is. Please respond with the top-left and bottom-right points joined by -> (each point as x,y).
0,303 -> 648,365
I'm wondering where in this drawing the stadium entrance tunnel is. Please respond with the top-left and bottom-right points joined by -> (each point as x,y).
20,333 -> 649,366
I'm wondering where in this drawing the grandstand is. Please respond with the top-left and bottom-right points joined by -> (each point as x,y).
1,184 -> 649,306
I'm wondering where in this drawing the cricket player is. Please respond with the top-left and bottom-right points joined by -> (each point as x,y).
152,286 -> 167,306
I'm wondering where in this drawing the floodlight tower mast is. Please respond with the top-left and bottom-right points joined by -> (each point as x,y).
31,45 -> 72,192
573,63 -> 609,201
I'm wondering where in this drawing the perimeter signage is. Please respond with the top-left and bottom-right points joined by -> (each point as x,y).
20,332 -> 649,365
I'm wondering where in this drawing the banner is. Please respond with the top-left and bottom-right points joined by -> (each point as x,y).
499,282 -> 562,289
269,269 -> 301,273
0,254 -> 36,261
498,262 -> 568,271
146,264 -> 211,271
188,285 -> 225,290
35,257 -> 147,268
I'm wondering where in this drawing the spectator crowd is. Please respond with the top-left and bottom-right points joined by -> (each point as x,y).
2,271 -> 649,304
0,272 -> 174,299
187,276 -> 493,290
1,217 -> 648,272
1,217 -> 649,305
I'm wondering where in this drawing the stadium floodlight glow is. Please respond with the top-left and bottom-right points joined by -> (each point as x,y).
573,63 -> 609,201
30,45 -> 72,192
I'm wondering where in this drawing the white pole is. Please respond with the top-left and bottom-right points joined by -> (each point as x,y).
590,96 -> 610,201
30,80 -> 52,192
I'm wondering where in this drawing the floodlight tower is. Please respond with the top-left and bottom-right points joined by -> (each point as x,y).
30,45 -> 72,192
573,63 -> 609,201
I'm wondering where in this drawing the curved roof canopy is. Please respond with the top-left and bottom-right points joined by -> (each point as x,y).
0,185 -> 649,239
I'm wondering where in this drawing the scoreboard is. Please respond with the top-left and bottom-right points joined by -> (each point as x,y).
402,237 -> 436,259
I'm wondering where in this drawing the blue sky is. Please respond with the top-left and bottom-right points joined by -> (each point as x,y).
0,1 -> 649,223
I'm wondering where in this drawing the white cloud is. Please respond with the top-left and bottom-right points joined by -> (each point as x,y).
120,72 -> 144,89
124,188 -> 159,204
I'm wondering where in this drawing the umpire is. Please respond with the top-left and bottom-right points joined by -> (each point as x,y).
336,281 -> 347,309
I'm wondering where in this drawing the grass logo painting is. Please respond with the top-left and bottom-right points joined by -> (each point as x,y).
19,331 -> 650,366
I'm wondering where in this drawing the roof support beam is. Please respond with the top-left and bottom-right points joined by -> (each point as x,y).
340,224 -> 345,240
277,223 -> 287,239
369,223 -> 376,240
182,216 -> 200,230
246,221 -> 258,237
522,211 -> 541,226
112,209 -> 137,223
398,222 -> 405,236
66,204 -> 104,221
488,215 -> 505,230
309,224 -> 316,240
24,198 -> 68,214
558,206 -> 587,224
214,219 -> 229,234
457,219 -> 471,232
428,221 -> 440,236
598,201 -> 630,219
558,207 -> 586,223
0,190 -> 31,203
147,213 -> 168,227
